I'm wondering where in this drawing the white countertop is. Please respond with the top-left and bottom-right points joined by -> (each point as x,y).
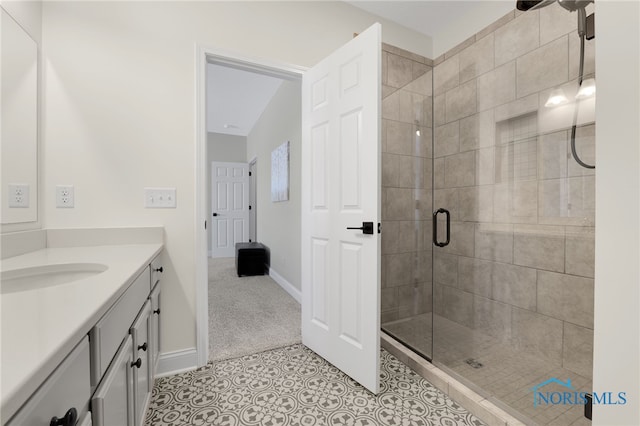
0,243 -> 163,422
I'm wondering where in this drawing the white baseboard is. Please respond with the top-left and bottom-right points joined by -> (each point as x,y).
269,268 -> 301,304
156,348 -> 198,378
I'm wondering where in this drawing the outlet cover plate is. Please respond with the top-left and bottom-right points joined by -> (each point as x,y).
144,187 -> 177,208
8,184 -> 29,208
56,185 -> 75,208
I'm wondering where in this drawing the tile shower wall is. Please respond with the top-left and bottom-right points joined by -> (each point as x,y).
432,4 -> 595,379
380,44 -> 433,324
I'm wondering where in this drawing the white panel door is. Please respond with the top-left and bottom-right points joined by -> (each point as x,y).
301,23 -> 381,393
211,162 -> 249,258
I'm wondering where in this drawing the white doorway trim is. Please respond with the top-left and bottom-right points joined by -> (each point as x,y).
248,157 -> 257,243
195,45 -> 306,367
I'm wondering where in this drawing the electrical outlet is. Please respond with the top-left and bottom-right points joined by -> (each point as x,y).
56,185 -> 75,208
8,184 -> 29,208
144,187 -> 177,208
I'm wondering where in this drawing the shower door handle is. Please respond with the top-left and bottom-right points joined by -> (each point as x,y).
433,208 -> 450,247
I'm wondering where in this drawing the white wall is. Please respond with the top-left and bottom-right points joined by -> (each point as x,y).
0,0 -> 42,44
207,132 -> 246,163
592,1 -> 640,423
246,80 -> 301,290
40,1 -> 431,356
207,132 -> 247,253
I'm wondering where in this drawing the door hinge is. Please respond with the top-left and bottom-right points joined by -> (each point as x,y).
249,171 -> 252,176
204,221 -> 207,230
249,205 -> 252,210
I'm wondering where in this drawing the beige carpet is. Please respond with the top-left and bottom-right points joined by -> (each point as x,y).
208,257 -> 301,361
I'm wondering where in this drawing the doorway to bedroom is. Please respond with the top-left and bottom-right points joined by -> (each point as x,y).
206,59 -> 303,362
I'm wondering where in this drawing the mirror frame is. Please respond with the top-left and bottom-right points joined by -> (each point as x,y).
1,5 -> 41,232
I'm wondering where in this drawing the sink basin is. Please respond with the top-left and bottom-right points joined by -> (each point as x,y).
1,263 -> 108,294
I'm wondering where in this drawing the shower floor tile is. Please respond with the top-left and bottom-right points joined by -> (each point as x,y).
383,314 -> 592,425
382,313 -> 433,359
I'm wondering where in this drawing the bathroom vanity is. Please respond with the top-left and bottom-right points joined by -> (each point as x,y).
1,230 -> 164,426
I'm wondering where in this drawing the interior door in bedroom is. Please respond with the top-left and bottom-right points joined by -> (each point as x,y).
211,161 -> 250,258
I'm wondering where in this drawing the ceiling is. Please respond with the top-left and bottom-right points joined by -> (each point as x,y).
207,64 -> 283,137
207,1 -> 515,138
348,1 -> 514,56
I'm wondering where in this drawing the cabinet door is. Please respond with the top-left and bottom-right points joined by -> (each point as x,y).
92,336 -> 135,426
7,337 -> 91,426
130,300 -> 152,426
150,283 -> 161,378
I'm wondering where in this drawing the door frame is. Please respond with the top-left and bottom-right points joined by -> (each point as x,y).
195,46 -> 306,366
248,157 -> 257,243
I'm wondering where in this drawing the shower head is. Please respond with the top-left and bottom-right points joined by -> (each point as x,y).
516,0 -> 592,12
516,0 -> 594,38
557,0 -> 593,11
516,0 -> 555,11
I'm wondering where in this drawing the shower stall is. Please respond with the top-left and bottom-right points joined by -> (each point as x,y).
381,2 -> 596,424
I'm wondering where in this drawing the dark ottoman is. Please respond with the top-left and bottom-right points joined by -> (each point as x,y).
235,242 -> 267,277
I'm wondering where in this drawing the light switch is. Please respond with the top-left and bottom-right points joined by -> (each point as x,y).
144,187 -> 177,208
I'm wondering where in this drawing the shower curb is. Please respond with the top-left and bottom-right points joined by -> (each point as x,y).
381,332 -> 527,426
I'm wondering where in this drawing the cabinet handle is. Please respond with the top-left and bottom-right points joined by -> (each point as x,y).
154,267 -> 163,273
131,358 -> 142,369
153,308 -> 161,315
50,407 -> 77,426
138,342 -> 148,351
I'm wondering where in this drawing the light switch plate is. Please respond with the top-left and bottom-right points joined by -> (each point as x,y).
144,187 -> 177,208
8,184 -> 29,208
56,185 -> 75,208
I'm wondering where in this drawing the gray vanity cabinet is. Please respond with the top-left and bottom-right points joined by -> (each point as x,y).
6,337 -> 92,426
4,252 -> 163,426
3,250 -> 164,426
130,300 -> 152,426
90,254 -> 163,426
91,336 -> 135,426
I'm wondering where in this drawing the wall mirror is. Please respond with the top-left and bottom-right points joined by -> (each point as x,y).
1,7 -> 39,226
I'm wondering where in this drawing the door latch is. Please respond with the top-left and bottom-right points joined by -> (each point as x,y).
347,222 -> 374,235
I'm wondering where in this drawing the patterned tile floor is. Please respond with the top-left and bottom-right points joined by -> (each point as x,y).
145,344 -> 486,426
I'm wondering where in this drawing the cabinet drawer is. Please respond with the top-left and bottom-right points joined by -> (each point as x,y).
92,336 -> 135,426
90,267 -> 150,386
7,336 -> 91,426
149,255 -> 163,291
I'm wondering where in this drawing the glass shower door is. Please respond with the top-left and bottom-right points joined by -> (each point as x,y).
380,43 -> 433,360
431,5 -> 596,423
